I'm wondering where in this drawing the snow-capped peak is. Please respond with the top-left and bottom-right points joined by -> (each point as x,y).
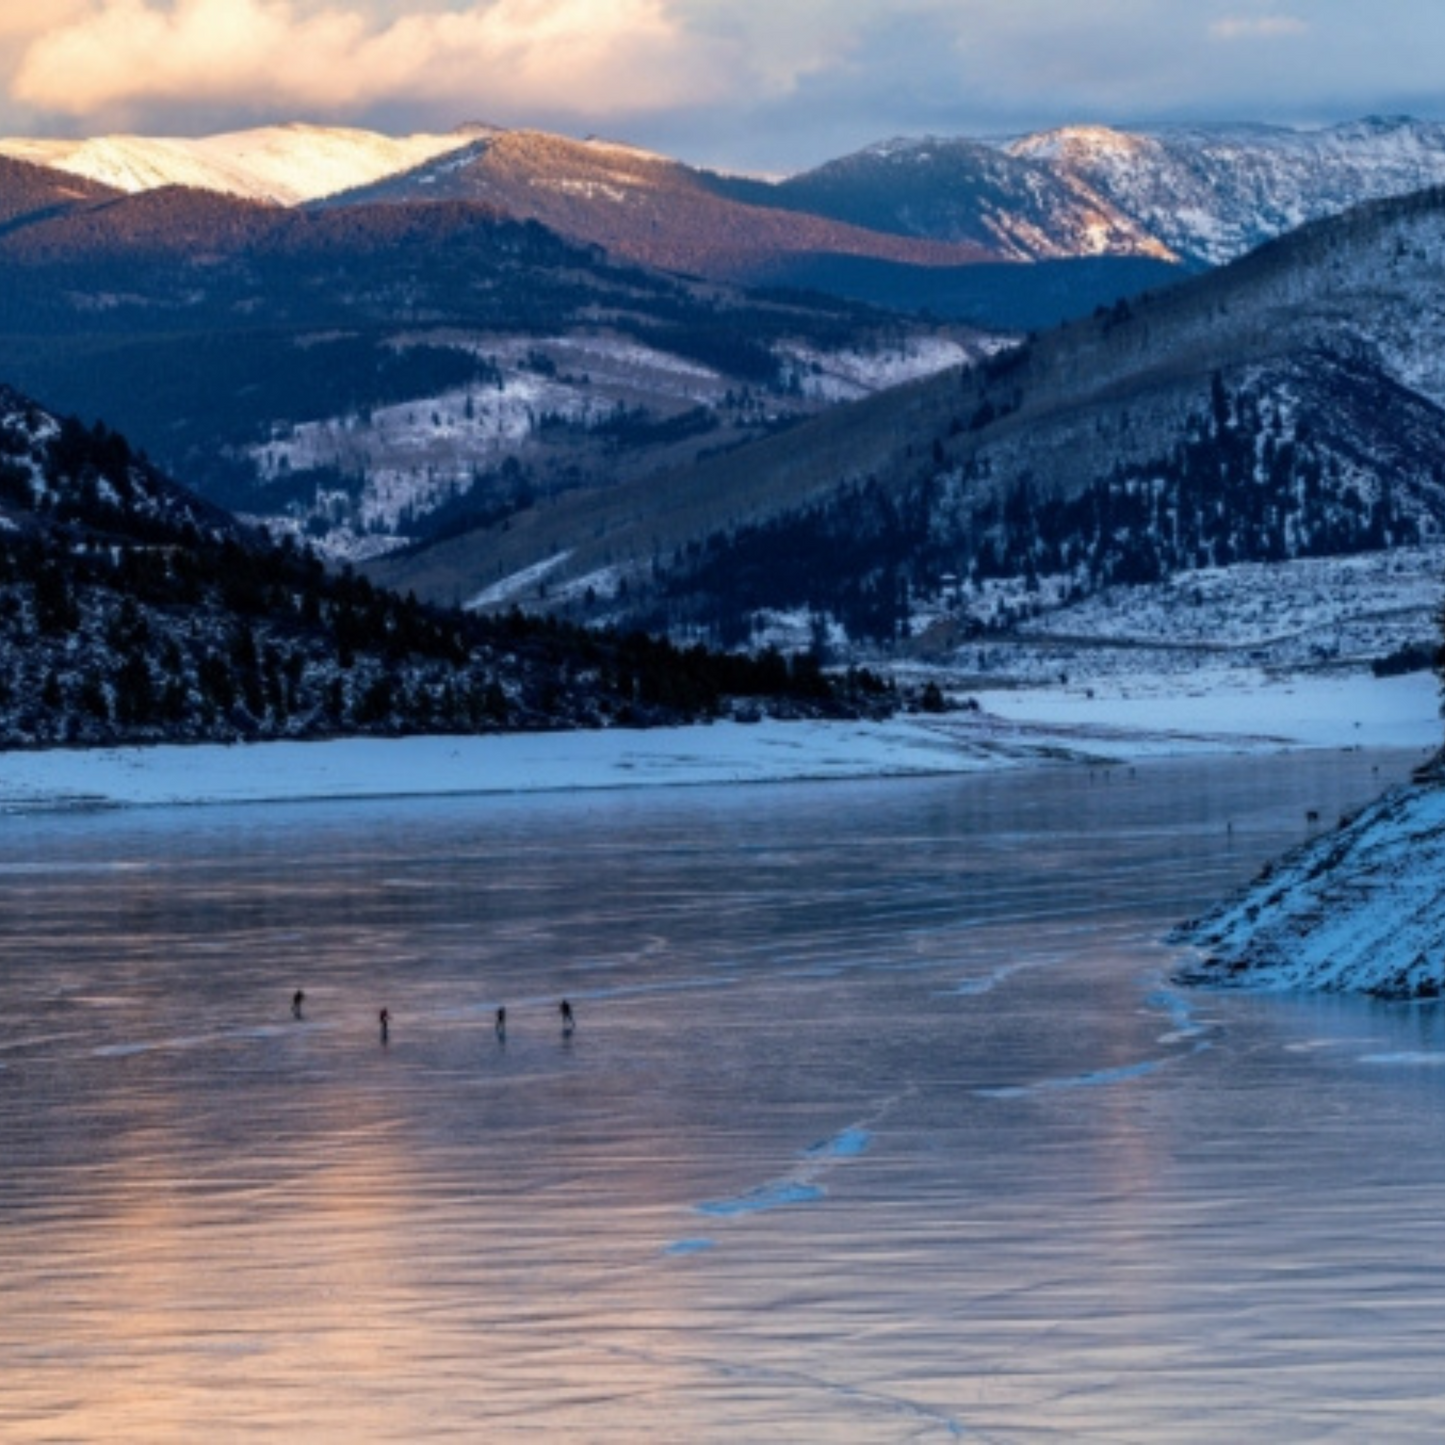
0,123 -> 477,205
1006,124 -> 1159,166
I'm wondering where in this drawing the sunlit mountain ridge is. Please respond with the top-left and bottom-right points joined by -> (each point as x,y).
0,122 -> 486,205
10,114 -> 1445,277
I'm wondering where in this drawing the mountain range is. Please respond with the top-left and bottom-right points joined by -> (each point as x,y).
0,154 -> 988,567
367,181 -> 1445,673
11,115 -> 1445,273
3,114 -> 1445,690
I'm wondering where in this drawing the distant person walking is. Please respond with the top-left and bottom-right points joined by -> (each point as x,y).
495,1006 -> 507,1042
559,999 -> 575,1035
291,989 -> 305,1020
379,1007 -> 390,1044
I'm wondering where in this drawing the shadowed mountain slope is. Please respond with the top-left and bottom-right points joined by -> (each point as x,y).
366,186 -> 1445,652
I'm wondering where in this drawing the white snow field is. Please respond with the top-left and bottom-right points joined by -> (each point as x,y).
0,666 -> 1433,812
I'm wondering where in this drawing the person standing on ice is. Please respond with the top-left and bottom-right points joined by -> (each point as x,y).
379,1008 -> 390,1044
291,989 -> 305,1020
559,999 -> 574,1035
495,1006 -> 507,1041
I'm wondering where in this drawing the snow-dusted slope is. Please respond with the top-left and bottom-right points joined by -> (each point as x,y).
1174,764 -> 1445,1000
0,124 -> 478,204
770,133 -> 1174,262
1009,116 -> 1445,266
777,115 -> 1445,269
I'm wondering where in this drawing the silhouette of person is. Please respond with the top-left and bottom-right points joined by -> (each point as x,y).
559,999 -> 575,1035
291,989 -> 305,1020
379,1007 -> 390,1044
495,1006 -> 507,1041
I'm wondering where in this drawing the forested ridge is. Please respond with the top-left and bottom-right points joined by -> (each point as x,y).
0,385 -> 884,747
636,363 -> 1445,647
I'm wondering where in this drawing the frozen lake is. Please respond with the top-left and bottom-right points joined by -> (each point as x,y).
4,749 -> 1445,1441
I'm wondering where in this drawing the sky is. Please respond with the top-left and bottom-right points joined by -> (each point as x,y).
0,1 -> 1441,174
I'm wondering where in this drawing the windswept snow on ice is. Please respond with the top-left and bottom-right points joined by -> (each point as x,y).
1174,766 -> 1445,1000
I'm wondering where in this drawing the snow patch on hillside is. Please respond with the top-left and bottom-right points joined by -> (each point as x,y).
252,366 -> 610,542
780,336 -> 975,401
466,552 -> 576,610
245,330 -> 975,559
247,333 -> 731,552
727,541 -> 1444,696
1001,546 -> 1445,673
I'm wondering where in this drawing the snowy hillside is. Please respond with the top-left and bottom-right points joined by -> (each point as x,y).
770,132 -> 1173,262
440,181 -> 1445,686
1173,763 -> 1445,1001
0,382 -> 877,747
250,331 -> 982,560
1007,115 -> 1445,266
780,115 -> 1445,271
0,124 -> 476,204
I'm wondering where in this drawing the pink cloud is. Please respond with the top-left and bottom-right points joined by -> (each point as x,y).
12,0 -> 723,123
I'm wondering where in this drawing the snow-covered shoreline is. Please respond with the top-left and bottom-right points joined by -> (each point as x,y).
1173,771 -> 1445,1000
5,661 -> 1442,1003
0,667 -> 1434,813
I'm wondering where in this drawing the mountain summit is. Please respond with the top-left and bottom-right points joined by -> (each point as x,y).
1005,114 -> 1445,265
0,123 -> 478,205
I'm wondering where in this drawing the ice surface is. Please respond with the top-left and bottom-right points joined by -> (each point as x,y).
4,752 -> 1445,1439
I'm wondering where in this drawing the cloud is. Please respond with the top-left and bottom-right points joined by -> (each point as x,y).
11,0 -> 727,126
1,0 -> 1440,172
0,4 -> 90,40
1210,14 -> 1309,41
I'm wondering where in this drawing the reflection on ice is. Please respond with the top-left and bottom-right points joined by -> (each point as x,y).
93,1023 -> 298,1057
4,749 -> 1445,1440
